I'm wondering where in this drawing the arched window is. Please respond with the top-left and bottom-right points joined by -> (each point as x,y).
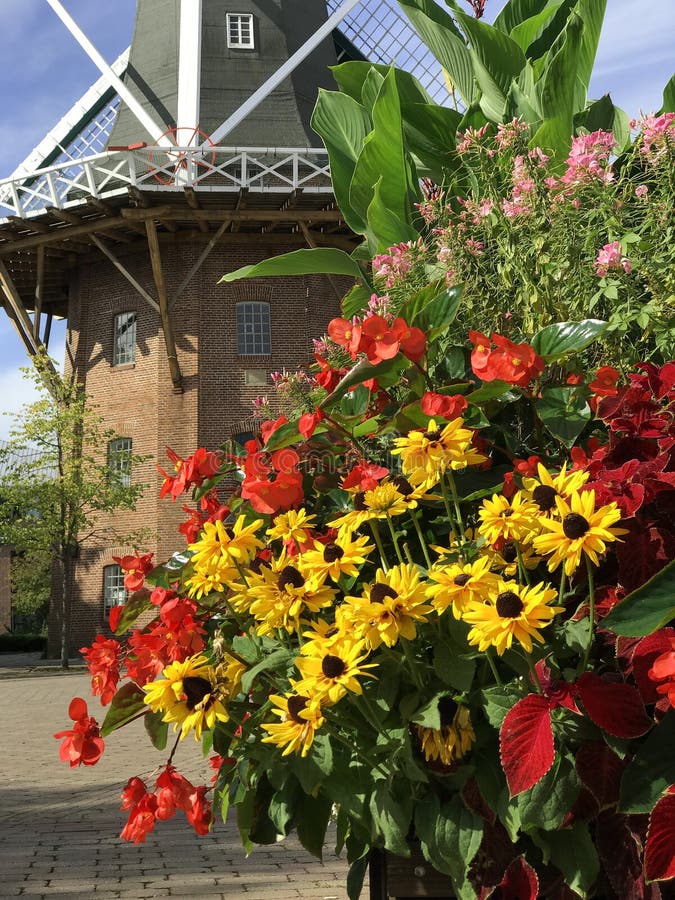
236,302 -> 271,355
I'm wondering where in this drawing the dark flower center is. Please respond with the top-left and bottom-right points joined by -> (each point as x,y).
182,676 -> 213,710
392,475 -> 414,496
496,591 -> 524,618
438,695 -> 458,727
322,655 -> 347,678
425,429 -> 442,442
325,627 -> 339,638
370,583 -> 398,603
533,484 -> 558,512
453,573 -> 471,587
563,513 -> 590,539
225,526 -> 236,540
323,542 -> 344,563
501,508 -> 514,518
278,565 -> 305,590
354,491 -> 367,511
287,695 -> 309,724
501,542 -> 518,563
249,555 -> 271,575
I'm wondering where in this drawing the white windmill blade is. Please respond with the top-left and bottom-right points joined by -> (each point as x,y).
44,0 -> 175,149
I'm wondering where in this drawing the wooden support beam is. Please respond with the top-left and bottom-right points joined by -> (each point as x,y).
121,206 -> 345,224
34,245 -> 45,341
145,219 -> 183,391
0,216 -> 127,255
90,235 -> 160,313
231,188 -> 248,234
184,187 -> 208,233
159,218 -> 179,233
170,218 -> 231,311
298,222 -> 345,304
0,259 -> 60,392
8,215 -> 52,235
128,186 -> 150,208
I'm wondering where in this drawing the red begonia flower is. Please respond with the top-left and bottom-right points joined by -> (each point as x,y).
53,697 -> 105,768
420,392 -> 468,420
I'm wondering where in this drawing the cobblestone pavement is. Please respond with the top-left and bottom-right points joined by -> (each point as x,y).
0,672 -> 355,899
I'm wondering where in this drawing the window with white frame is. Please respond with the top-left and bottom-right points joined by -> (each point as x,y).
226,13 -> 255,49
236,302 -> 271,355
113,311 -> 136,366
103,564 -> 127,611
108,438 -> 133,487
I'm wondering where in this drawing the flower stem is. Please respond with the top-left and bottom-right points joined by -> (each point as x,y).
525,654 -> 543,694
401,638 -> 424,690
386,516 -> 404,565
411,510 -> 432,569
446,471 -> 466,540
369,520 -> 390,572
558,568 -> 566,606
580,556 -> 596,672
516,543 -> 532,586
440,478 -> 461,548
486,649 -> 503,688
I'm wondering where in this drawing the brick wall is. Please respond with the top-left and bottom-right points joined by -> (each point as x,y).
49,231 -> 349,656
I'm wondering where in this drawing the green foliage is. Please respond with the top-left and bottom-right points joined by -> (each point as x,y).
602,559 -> 675,636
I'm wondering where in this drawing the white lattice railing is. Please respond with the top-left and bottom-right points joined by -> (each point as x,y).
0,147 -> 333,221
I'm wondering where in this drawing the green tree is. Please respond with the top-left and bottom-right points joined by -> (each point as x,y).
0,358 -> 148,666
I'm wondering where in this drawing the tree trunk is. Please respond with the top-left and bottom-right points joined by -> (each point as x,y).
60,553 -> 69,669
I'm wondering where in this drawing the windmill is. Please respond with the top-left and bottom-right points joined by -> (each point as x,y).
0,0 -> 449,655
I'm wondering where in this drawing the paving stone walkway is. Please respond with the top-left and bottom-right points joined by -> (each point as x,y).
0,670 -> 356,899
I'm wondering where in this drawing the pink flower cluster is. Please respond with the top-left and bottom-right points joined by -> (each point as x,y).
594,241 -> 631,277
456,123 -> 490,155
495,118 -> 530,150
632,113 -> 675,163
373,239 -> 425,288
557,130 -> 616,189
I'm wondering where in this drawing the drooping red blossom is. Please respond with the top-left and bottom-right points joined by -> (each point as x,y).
589,365 -> 620,397
313,353 -> 346,393
328,315 -> 425,365
155,765 -> 194,816
341,461 -> 389,492
512,455 -> 541,476
120,792 -> 158,844
298,408 -> 325,440
185,786 -> 213,835
420,391 -> 468,420
111,552 -> 155,592
648,636 -> 675,710
628,629 -> 675,704
53,698 -> 105,768
80,635 -> 122,705
500,694 -> 555,796
120,776 -> 148,811
327,317 -> 363,359
158,446 -> 222,500
469,332 -> 544,387
260,415 -> 289,445
178,490 -> 229,545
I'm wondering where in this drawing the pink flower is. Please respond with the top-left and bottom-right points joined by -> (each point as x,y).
594,241 -> 631,277
636,113 -> 675,163
560,130 -> 616,189
456,123 -> 490,154
465,238 -> 484,256
495,118 -> 530,150
635,184 -> 649,198
501,197 -> 531,218
373,240 -> 425,287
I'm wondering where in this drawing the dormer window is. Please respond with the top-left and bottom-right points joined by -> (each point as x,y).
227,13 -> 255,49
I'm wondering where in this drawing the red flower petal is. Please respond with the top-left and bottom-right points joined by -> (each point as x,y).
645,792 -> 675,881
577,673 -> 652,738
632,629 -> 675,704
500,695 -> 554,797
68,697 -> 88,721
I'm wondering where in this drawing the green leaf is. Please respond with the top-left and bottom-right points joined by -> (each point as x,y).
112,590 -> 152,635
509,3 -> 564,54
516,754 -> 580,830
332,61 -> 431,106
361,68 -> 385,112
494,0 -> 554,34
578,94 -> 630,150
402,102 -> 463,179
534,823 -> 599,897
532,319 -> 608,361
144,709 -> 168,751
395,0 -> 476,106
411,694 -> 444,730
219,247 -> 362,283
402,283 -> 463,334
240,648 -> 296,694
602,559 -> 675,637
268,777 -> 301,836
289,733 -> 334,793
433,634 -> 476,692
311,90 -> 372,234
619,712 -> 675,813
537,386 -> 591,447
347,853 -> 370,900
660,74 -> 675,113
482,685 -> 522,729
415,794 -> 482,890
452,6 -> 527,122
574,0 -> 608,108
369,781 -> 413,856
350,67 -> 419,253
466,380 -> 514,403
341,283 -> 372,319
100,682 -> 146,737
296,792 -> 333,859
321,354 -> 411,408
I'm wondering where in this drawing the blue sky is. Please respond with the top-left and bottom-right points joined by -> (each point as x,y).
0,0 -> 673,439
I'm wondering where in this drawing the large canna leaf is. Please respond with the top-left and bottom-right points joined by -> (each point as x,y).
572,0 -> 607,109
331,61 -> 430,106
577,94 -> 630,150
530,11 -> 583,160
401,102 -> 463,180
659,74 -> 675,114
220,248 -> 363,283
494,0 -> 555,34
350,68 -> 420,253
509,3 -> 565,55
451,5 -> 527,123
395,0 -> 476,106
311,89 -> 371,235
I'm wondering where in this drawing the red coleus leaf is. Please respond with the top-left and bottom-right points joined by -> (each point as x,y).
500,695 -> 554,797
596,810 -> 645,900
492,856 -> 539,899
577,673 -> 652,738
631,628 -> 675,704
576,741 -> 627,809
645,791 -> 675,881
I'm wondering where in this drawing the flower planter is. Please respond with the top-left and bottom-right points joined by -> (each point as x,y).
369,846 -> 455,900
